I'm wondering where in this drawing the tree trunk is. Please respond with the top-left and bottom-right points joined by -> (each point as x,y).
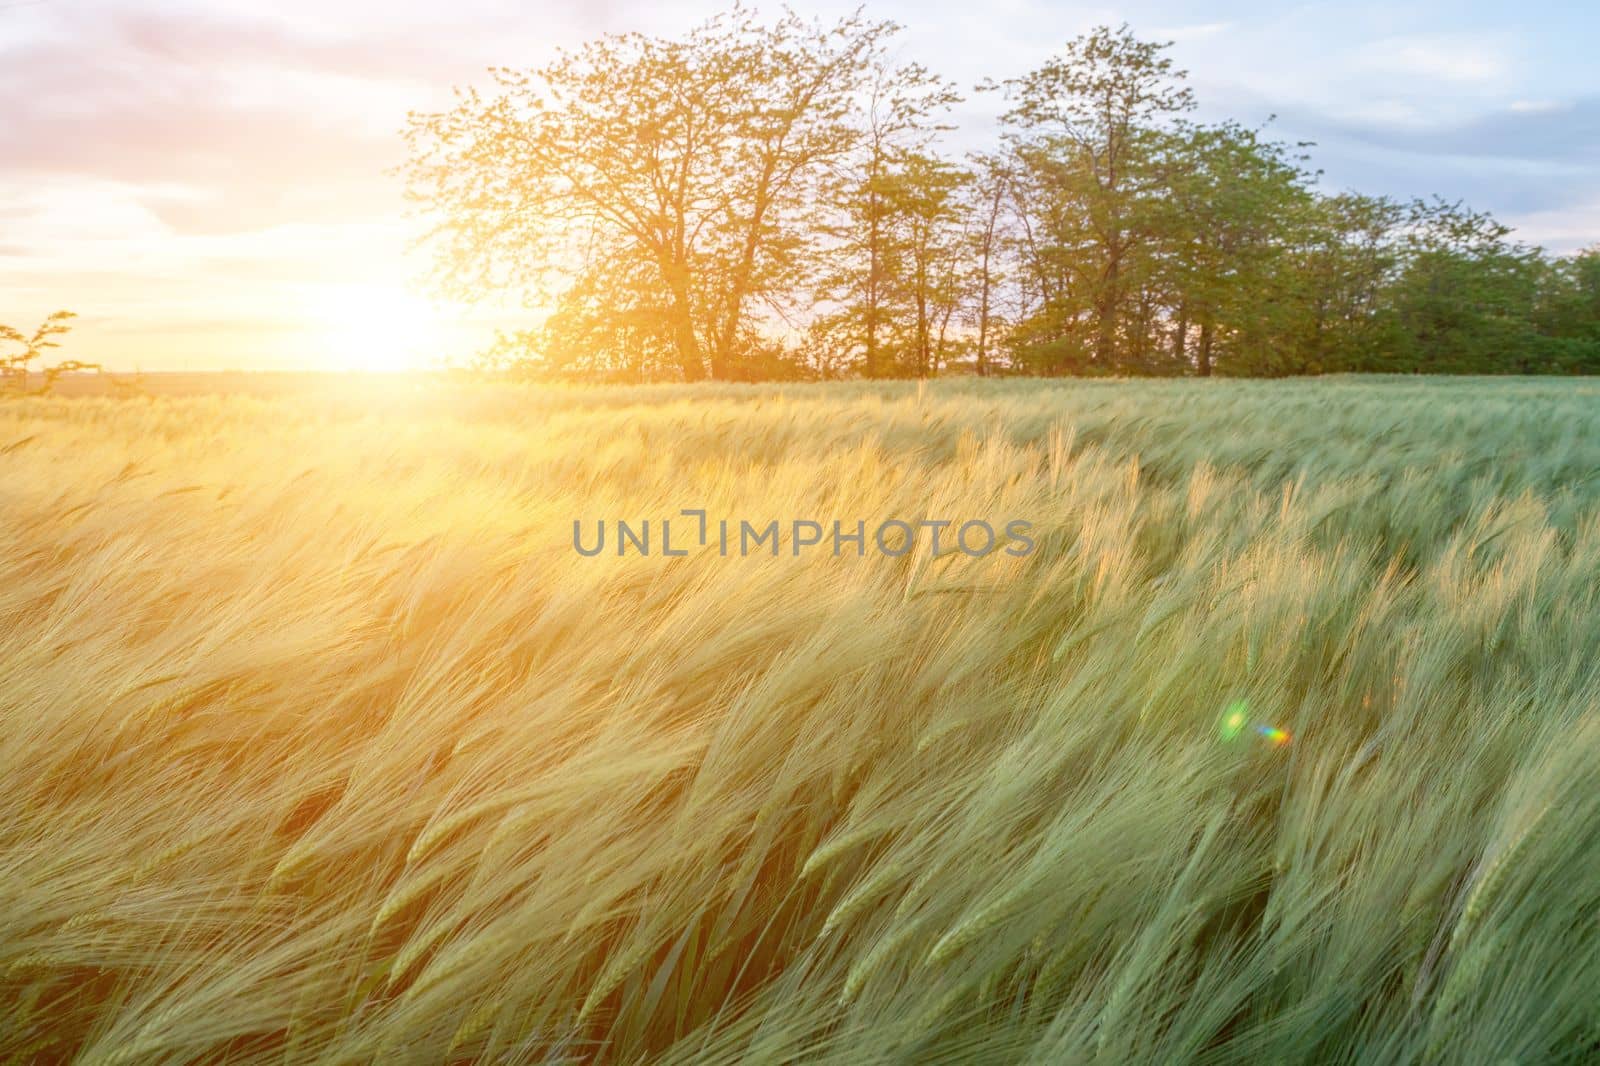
710,151 -> 783,381
1172,303 -> 1188,365
974,176 -> 1004,378
976,294 -> 990,377
916,295 -> 930,378
1197,319 -> 1213,378
1095,253 -> 1120,368
865,187 -> 882,378
663,263 -> 705,382
673,318 -> 706,382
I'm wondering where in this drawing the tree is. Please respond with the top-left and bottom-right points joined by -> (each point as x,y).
1384,199 -> 1550,373
892,153 -> 971,377
1151,122 -> 1318,376
524,250 -> 683,381
812,150 -> 970,378
962,153 -> 1015,376
995,25 -> 1195,372
1532,248 -> 1600,373
809,58 -> 959,377
1279,192 -> 1407,373
1534,247 -> 1600,371
405,8 -> 900,381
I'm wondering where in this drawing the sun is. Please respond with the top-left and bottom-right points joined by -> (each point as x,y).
302,283 -> 452,372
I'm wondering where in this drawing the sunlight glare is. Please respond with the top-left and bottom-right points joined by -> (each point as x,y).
303,284 -> 451,372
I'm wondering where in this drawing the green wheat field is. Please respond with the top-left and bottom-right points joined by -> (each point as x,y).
4,377 -> 1600,1064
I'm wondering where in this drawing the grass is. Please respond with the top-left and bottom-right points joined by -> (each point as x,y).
3,376 -> 1600,1064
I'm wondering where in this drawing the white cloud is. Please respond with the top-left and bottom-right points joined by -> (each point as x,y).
1505,198 -> 1600,253
1509,99 -> 1567,114
1151,21 -> 1233,44
1357,35 -> 1510,86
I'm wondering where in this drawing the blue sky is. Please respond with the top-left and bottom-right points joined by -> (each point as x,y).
1,0 -> 1596,369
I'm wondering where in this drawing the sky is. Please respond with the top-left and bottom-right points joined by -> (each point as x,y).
2,0 -> 1597,371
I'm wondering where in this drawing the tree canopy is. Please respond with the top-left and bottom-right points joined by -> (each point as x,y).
404,11 -> 1600,380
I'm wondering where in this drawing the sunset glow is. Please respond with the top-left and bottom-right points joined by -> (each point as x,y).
300,284 -> 455,372
2,1 -> 1597,372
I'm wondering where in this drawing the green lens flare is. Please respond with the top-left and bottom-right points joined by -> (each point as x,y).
1221,700 -> 1248,739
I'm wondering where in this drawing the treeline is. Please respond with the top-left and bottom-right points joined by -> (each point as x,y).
405,11 -> 1600,380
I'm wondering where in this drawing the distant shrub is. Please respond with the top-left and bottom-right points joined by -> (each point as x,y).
0,311 -> 104,396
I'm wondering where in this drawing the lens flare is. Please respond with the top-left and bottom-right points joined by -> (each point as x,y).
1221,701 -> 1290,746
1256,725 -> 1291,745
1221,700 -> 1249,739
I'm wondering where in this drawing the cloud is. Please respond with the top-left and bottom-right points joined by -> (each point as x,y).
1357,35 -> 1511,86
1510,100 -> 1566,114
1277,95 -> 1600,168
1187,79 -> 1600,250
1150,21 -> 1233,44
0,14 -> 428,234
1505,199 -> 1600,252
0,1 -> 673,367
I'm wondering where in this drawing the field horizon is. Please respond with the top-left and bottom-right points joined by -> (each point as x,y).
28,368 -> 1600,400
4,377 -> 1600,1063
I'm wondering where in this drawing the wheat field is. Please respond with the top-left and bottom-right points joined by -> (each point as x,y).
3,377 -> 1600,1064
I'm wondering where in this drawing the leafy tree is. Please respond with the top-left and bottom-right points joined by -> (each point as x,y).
1383,199 -> 1550,373
410,10 -> 1598,382
526,250 -> 683,380
809,58 -> 959,377
1534,247 -> 1600,370
1279,193 -> 1408,373
406,8 -> 898,381
811,150 -> 970,378
892,154 -> 971,376
962,153 -> 1016,376
1152,122 -> 1330,376
995,25 -> 1195,372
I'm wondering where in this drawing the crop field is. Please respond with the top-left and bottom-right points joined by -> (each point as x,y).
3,377 -> 1600,1064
